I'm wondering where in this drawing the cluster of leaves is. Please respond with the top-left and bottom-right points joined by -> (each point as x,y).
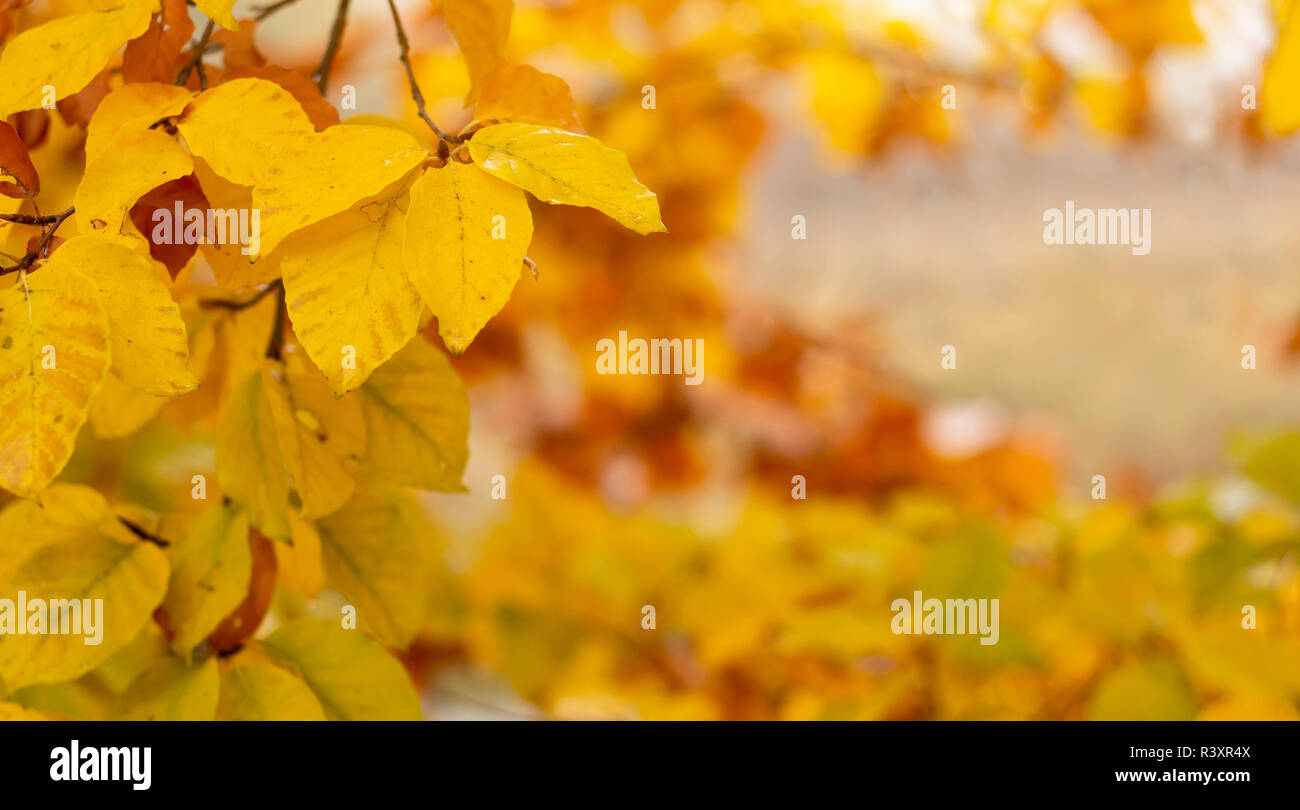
376,0 -> 1300,719
411,446 -> 1300,721
0,0 -> 662,718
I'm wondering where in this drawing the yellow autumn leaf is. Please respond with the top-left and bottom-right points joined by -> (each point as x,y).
357,336 -> 468,491
92,620 -> 169,694
274,515 -> 325,598
264,357 -> 366,519
1088,658 -> 1196,720
280,174 -> 424,396
216,660 -> 326,720
215,367 -> 293,541
117,654 -> 219,720
89,373 -> 167,439
805,51 -> 885,155
0,267 -> 110,498
0,0 -> 156,119
404,161 -> 532,353
161,503 -> 251,656
0,485 -> 170,690
85,82 -> 193,164
441,0 -> 513,102
74,130 -> 192,245
467,122 -> 665,234
1263,5 -> 1300,134
254,126 -> 428,255
318,487 -> 436,648
258,617 -> 422,720
477,63 -> 582,131
45,236 -> 197,396
191,157 -> 283,290
177,78 -> 315,187
194,0 -> 239,31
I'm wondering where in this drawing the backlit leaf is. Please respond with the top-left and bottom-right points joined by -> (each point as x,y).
0,485 -> 169,691
467,122 -> 664,234
404,160 -> 532,353
0,267 -> 110,498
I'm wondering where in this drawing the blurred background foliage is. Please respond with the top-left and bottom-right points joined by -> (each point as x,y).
5,0 -> 1300,719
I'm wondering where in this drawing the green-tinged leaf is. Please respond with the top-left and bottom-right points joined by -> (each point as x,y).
258,617 -> 421,720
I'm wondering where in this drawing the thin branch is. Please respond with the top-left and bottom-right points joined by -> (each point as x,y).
315,0 -> 352,95
175,18 -> 216,88
0,206 -> 74,276
265,282 -> 287,360
0,212 -> 66,226
200,279 -> 283,311
385,0 -> 452,142
118,516 -> 170,548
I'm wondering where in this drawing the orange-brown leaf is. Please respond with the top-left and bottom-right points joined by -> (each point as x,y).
122,0 -> 195,85
0,119 -> 38,197
128,175 -> 211,278
476,63 -> 582,131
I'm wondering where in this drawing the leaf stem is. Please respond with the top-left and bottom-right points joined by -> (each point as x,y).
118,516 -> 171,548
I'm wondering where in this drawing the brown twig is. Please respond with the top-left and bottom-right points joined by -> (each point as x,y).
0,212 -> 66,226
0,206 -> 74,276
265,282 -> 287,360
175,18 -> 216,88
385,0 -> 453,143
118,516 -> 170,548
315,0 -> 352,95
200,279 -> 283,311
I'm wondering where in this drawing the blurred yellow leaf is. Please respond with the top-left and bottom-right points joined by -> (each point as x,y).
258,617 -> 422,720
216,660 -> 326,720
357,336 -> 468,491
161,504 -> 251,655
117,654 -> 219,720
441,0 -> 513,102
0,485 -> 169,691
318,487 -> 436,648
264,358 -> 366,520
